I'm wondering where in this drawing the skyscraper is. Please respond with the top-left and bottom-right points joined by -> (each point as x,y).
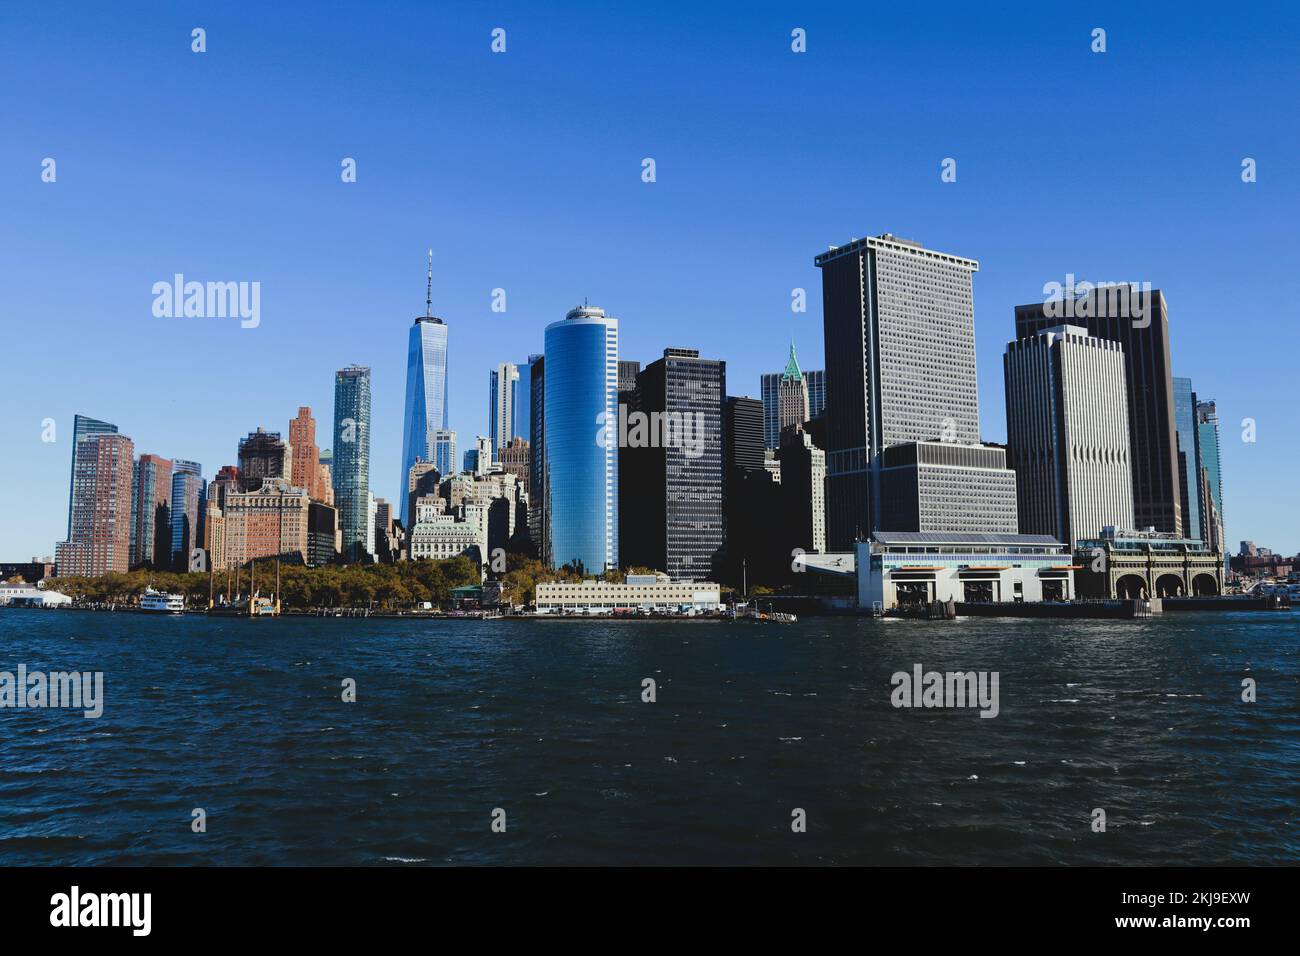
333,365 -> 372,563
1004,325 -> 1134,547
400,251 -> 449,510
542,304 -> 619,572
620,348 -> 726,581
131,453 -> 173,567
431,429 -> 458,477
777,342 -> 810,437
66,415 -> 118,538
816,234 -> 981,547
57,433 -> 135,577
1015,287 -> 1182,536
528,355 -> 546,558
518,354 -> 542,441
237,428 -> 290,492
488,362 -> 520,461
223,478 -> 312,568
1172,377 -> 1202,543
463,436 -> 492,476
1196,399 -> 1224,554
760,343 -> 825,449
721,396 -> 781,586
289,406 -> 328,501
617,360 -> 641,394
170,460 -> 205,569
777,426 -> 826,554
804,369 -> 827,424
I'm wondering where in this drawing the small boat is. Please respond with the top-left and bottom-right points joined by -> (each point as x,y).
140,587 -> 185,614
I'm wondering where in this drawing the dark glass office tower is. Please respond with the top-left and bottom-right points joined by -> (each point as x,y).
1016,288 -> 1182,535
169,460 -> 205,569
333,365 -> 372,563
620,348 -> 725,581
1196,398 -> 1224,553
528,356 -> 546,561
720,396 -> 781,588
617,360 -> 641,394
1172,377 -> 1202,542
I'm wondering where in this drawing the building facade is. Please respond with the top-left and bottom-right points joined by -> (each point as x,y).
488,362 -> 520,461
57,433 -> 135,577
1015,288 -> 1182,536
222,477 -> 311,568
237,429 -> 289,492
169,460 -> 205,569
1195,399 -> 1224,555
1004,325 -> 1134,548
408,497 -> 486,565
1074,527 -> 1224,598
620,348 -> 726,581
535,574 -> 721,613
499,436 -> 530,484
406,459 -> 441,529
720,395 -> 782,585
778,426 -> 827,555
857,532 -> 1074,609
431,429 -> 457,478
399,261 -> 450,516
1172,377 -> 1202,544
131,453 -> 173,567
761,354 -> 825,450
333,365 -> 372,563
529,355 -> 546,559
816,234 -> 981,547
878,441 -> 1018,534
66,415 -> 118,539
542,305 -> 619,573
289,406 -> 330,502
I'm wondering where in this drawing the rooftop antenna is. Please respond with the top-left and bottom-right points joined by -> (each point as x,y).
425,248 -> 433,319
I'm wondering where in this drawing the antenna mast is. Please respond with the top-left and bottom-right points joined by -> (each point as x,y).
425,248 -> 433,319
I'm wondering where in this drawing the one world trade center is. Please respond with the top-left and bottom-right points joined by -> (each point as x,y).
399,250 -> 449,526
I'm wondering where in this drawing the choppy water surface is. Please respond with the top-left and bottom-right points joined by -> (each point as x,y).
0,610 -> 1295,865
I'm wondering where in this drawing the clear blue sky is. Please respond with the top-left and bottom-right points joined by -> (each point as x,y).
2,0 -> 1297,559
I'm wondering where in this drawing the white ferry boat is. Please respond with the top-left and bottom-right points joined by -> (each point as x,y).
140,588 -> 185,614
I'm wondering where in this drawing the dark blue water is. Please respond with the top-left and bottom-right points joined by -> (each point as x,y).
0,609 -> 1295,865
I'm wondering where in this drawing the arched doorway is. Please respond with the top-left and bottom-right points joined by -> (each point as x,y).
1116,574 -> 1148,599
1155,573 -> 1185,598
1192,573 -> 1219,596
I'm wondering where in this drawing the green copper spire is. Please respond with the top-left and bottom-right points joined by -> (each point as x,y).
781,340 -> 803,382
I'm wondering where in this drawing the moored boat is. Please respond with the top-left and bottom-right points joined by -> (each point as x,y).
139,587 -> 185,614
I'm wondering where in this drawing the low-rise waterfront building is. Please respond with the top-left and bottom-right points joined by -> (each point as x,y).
535,573 -> 721,613
1074,527 -> 1224,598
856,531 -> 1075,610
0,584 -> 72,607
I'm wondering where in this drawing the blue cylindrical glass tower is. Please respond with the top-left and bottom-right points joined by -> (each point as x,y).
542,306 -> 618,573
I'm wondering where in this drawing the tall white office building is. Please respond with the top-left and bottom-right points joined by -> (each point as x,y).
488,362 -> 521,462
816,234 -> 981,546
1004,324 -> 1134,548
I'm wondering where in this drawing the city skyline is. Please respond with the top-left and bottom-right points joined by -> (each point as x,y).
4,2 -> 1297,558
17,242 -> 1276,564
